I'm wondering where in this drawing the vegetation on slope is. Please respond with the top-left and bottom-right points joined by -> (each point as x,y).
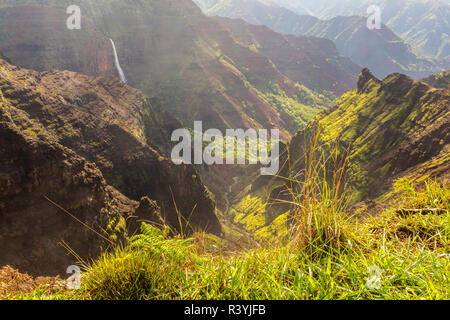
0,1 -> 448,302
224,68 -> 449,241
423,70 -> 450,89
274,0 -> 450,60
2,174 -> 448,300
195,0 -> 446,79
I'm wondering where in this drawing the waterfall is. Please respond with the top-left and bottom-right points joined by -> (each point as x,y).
224,177 -> 239,216
109,39 -> 127,84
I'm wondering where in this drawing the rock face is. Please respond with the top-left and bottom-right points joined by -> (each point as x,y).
0,58 -> 221,275
290,70 -> 450,201
0,6 -> 115,77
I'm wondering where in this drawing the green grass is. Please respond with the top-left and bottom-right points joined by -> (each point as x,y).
15,125 -> 447,301
17,175 -> 445,301
4,128 -> 448,300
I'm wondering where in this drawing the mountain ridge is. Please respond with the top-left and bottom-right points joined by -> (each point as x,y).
194,0 -> 446,79
229,68 -> 449,238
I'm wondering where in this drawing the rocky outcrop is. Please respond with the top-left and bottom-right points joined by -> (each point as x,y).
0,58 -> 222,275
357,68 -> 380,93
215,16 -> 360,96
0,6 -> 115,78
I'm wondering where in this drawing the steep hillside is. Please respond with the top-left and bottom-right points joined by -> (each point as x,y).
273,0 -> 450,60
229,69 -> 449,237
296,69 -> 449,201
0,6 -> 115,78
0,48 -> 9,62
195,0 -> 445,79
216,17 -> 360,97
0,58 -> 222,249
0,0 -> 362,138
0,61 -> 166,275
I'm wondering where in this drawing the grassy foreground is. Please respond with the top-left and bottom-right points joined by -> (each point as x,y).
4,177 -> 449,300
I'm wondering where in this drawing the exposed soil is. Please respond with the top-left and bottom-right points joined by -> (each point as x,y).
0,266 -> 64,298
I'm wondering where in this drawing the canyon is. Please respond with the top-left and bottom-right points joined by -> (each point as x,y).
0,0 -> 448,284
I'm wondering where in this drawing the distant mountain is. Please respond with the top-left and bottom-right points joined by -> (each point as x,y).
215,17 -> 361,97
194,0 -> 446,79
194,0 -> 310,17
0,0 -> 362,139
273,0 -> 450,60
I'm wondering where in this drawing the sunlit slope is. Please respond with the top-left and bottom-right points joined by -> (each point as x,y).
274,0 -> 450,60
194,0 -> 445,79
230,68 -> 449,237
